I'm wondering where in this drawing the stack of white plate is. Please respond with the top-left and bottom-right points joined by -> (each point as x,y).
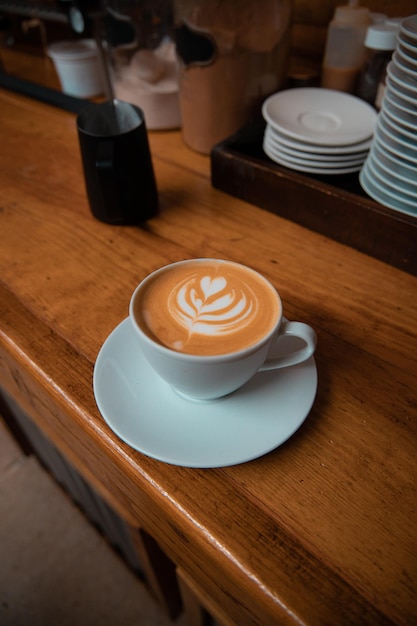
360,15 -> 417,216
262,88 -> 378,175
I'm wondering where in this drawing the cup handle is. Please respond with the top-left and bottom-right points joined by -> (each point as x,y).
96,140 -> 120,222
258,321 -> 317,371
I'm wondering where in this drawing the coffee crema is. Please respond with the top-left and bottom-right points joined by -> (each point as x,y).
134,260 -> 280,356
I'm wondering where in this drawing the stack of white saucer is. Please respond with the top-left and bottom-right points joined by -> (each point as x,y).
262,88 -> 378,175
360,15 -> 417,216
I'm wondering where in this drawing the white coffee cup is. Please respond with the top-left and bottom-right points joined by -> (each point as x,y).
129,259 -> 316,401
48,39 -> 104,98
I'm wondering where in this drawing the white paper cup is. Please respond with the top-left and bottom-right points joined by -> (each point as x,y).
48,39 -> 104,98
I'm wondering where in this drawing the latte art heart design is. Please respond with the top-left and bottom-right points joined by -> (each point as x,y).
135,260 -> 281,356
168,274 -> 258,338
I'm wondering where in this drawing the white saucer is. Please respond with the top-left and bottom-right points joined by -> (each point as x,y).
264,136 -> 366,167
386,76 -> 417,105
263,139 -> 362,175
401,15 -> 417,41
396,45 -> 417,71
265,124 -> 372,154
262,88 -> 377,146
393,51 -> 417,78
379,109 -> 417,142
375,119 -> 417,162
93,318 -> 318,468
384,85 -> 417,116
382,94 -> 417,132
367,154 -> 417,195
265,128 -> 369,162
373,137 -> 417,178
387,60 -> 417,92
398,40 -> 417,61
387,64 -> 417,97
366,158 -> 417,204
360,162 -> 417,217
398,39 -> 417,56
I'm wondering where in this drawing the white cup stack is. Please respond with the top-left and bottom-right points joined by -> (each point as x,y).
262,88 -> 378,175
360,15 -> 417,216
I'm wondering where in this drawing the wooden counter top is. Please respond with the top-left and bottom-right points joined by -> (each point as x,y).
1,83 -> 416,626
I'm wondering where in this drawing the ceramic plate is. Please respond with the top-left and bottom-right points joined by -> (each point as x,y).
384,86 -> 417,116
400,15 -> 417,42
263,140 -> 363,175
380,109 -> 417,142
371,139 -> 417,186
93,319 -> 318,468
264,138 -> 367,169
387,62 -> 417,94
264,128 -> 369,162
393,51 -> 417,77
386,76 -> 417,105
396,45 -> 417,71
397,40 -> 417,61
373,118 -> 417,163
265,124 -> 372,154
382,93 -> 417,131
366,157 -> 417,203
375,122 -> 417,163
371,150 -> 417,193
262,88 -> 377,146
376,116 -> 417,159
360,162 -> 417,217
367,156 -> 417,198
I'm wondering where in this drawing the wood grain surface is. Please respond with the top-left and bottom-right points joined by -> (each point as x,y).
1,56 -> 417,626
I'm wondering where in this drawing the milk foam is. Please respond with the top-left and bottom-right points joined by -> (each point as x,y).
136,260 -> 280,356
168,274 -> 257,340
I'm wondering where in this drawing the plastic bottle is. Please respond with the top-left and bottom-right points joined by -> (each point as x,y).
356,24 -> 398,108
321,0 -> 371,93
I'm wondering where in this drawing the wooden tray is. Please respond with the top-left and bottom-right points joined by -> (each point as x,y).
211,118 -> 417,276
